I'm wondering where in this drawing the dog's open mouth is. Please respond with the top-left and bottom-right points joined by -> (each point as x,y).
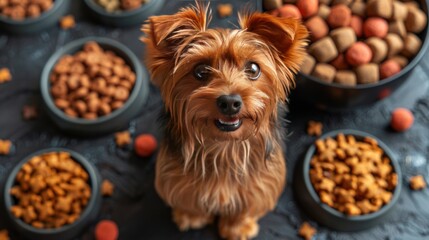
215,117 -> 242,132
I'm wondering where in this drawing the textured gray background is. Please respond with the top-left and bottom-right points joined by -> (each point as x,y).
0,0 -> 428,239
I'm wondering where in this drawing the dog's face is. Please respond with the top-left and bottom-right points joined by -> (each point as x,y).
142,4 -> 308,142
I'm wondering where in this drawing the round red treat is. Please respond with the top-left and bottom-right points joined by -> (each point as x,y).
327,4 -> 352,28
95,220 -> 119,240
296,0 -> 318,19
350,15 -> 363,37
363,17 -> 388,38
305,16 -> 328,41
380,60 -> 402,79
268,8 -> 280,17
346,42 -> 373,66
391,108 -> 414,132
134,134 -> 158,157
279,4 -> 302,19
330,54 -> 350,70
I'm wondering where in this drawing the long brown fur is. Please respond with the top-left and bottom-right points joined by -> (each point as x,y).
141,3 -> 308,239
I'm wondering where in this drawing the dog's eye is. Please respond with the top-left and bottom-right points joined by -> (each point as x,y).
245,62 -> 261,80
193,64 -> 211,81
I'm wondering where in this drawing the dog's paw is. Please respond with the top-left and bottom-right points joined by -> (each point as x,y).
172,209 -> 213,231
219,216 -> 259,240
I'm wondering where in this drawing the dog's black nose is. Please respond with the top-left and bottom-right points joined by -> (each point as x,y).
216,94 -> 242,115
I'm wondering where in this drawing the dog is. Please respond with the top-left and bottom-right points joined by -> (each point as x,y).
142,3 -> 308,239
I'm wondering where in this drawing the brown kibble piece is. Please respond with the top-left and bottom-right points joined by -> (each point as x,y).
307,120 -> 323,136
385,33 -> 404,58
263,0 -> 282,11
308,37 -> 338,63
389,21 -> 407,38
389,55 -> 409,68
350,1 -> 365,17
334,70 -> 356,86
217,4 -> 233,18
300,54 -> 316,75
365,37 -> 388,64
402,33 -> 422,58
0,139 -> 12,155
409,175 -> 426,190
60,15 -> 75,30
312,63 -> 336,83
298,222 -> 317,240
0,68 -> 12,83
330,54 -> 349,70
317,4 -> 330,20
101,179 -> 115,197
366,0 -> 392,19
405,8 -> 427,33
356,64 -> 379,84
22,105 -> 38,120
115,131 -> 131,147
330,27 -> 356,53
392,1 -> 408,21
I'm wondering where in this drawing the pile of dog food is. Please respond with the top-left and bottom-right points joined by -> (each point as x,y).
50,41 -> 136,120
10,151 -> 91,228
0,0 -> 54,20
265,0 -> 427,86
95,0 -> 148,12
309,133 -> 397,215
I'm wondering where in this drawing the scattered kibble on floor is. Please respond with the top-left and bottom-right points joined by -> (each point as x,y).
60,15 -> 76,30
307,120 -> 323,137
134,134 -> 157,157
22,105 -> 38,120
0,139 -> 12,155
95,220 -> 119,240
101,179 -> 115,197
409,175 -> 427,190
0,229 -> 9,240
390,108 -> 414,132
115,131 -> 131,147
217,4 -> 233,18
298,222 -> 316,240
0,68 -> 12,83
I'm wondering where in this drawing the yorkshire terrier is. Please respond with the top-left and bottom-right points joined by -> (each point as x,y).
142,3 -> 308,239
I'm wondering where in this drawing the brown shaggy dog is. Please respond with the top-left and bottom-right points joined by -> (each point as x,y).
142,3 -> 308,239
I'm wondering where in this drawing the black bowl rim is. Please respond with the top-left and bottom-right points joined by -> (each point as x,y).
84,0 -> 160,18
3,148 -> 100,234
40,37 -> 144,125
0,0 -> 66,25
298,0 -> 429,90
303,129 -> 403,221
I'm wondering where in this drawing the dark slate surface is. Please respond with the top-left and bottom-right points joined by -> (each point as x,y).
1,0 -> 429,239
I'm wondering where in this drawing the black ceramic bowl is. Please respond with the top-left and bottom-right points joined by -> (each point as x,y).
2,148 -> 102,240
40,37 -> 149,136
291,0 -> 429,110
293,129 -> 402,231
0,0 -> 68,34
84,0 -> 164,27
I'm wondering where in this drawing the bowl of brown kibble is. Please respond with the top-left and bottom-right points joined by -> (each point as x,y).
263,0 -> 429,109
293,129 -> 402,231
40,37 -> 149,135
2,148 -> 102,240
0,0 -> 68,34
84,0 -> 164,27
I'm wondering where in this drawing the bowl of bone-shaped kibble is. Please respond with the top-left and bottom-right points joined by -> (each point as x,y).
83,0 -> 164,27
40,37 -> 149,135
0,0 -> 69,34
2,148 -> 102,240
263,0 -> 429,109
293,129 -> 402,231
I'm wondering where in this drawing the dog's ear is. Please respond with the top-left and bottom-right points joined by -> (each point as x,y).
141,4 -> 211,86
239,12 -> 308,98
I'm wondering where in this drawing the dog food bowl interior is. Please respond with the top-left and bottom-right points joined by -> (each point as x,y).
0,0 -> 69,34
2,148 -> 102,240
293,129 -> 402,231
84,0 -> 164,27
290,0 -> 429,110
40,37 -> 149,136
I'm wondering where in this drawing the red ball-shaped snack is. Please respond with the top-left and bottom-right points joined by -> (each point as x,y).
134,134 -> 158,157
305,16 -> 329,41
380,60 -> 402,79
346,42 -> 373,66
391,108 -> 414,132
364,17 -> 389,38
296,0 -> 318,19
95,220 -> 119,240
327,4 -> 352,28
350,15 -> 363,37
279,4 -> 302,19
330,54 -> 349,70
